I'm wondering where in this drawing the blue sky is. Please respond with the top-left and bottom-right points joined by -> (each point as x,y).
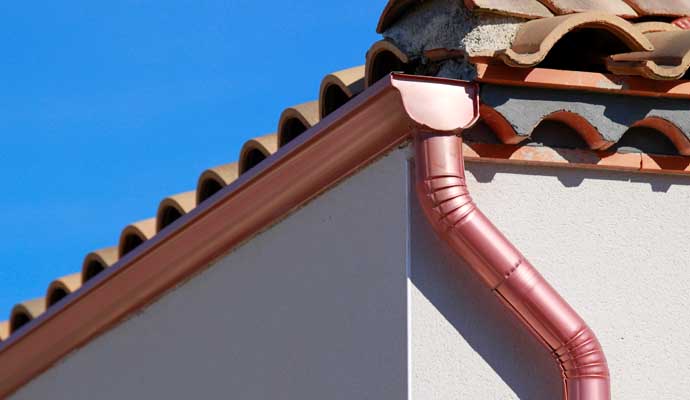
0,1 -> 383,316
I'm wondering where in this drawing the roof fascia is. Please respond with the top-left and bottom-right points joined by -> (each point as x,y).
0,73 -> 475,397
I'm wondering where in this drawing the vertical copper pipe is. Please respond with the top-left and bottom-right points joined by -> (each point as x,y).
414,132 -> 610,399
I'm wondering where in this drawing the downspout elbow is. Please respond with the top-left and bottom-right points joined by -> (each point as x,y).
414,133 -> 610,400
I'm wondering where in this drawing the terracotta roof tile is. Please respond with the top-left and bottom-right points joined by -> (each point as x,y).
497,12 -> 653,67
538,0 -> 637,17
377,0 -> 554,32
156,191 -> 197,232
10,298 -> 45,334
377,0 -> 690,33
319,66 -> 366,118
239,133 -> 279,174
277,102 -> 319,147
622,0 -> 690,17
673,17 -> 690,30
119,218 -> 157,257
4,11 -> 690,370
480,83 -> 690,155
196,163 -> 239,204
0,321 -> 8,341
472,61 -> 690,97
0,62 -> 382,341
0,64 -> 380,345
377,0 -> 422,32
365,40 -> 411,87
465,0 -> 553,19
607,31 -> 690,80
82,246 -> 118,282
635,21 -> 681,34
0,65 -> 374,345
46,273 -> 81,308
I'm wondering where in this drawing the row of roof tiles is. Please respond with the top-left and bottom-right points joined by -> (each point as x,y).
378,0 -> 690,32
4,22 -> 690,341
380,2 -> 690,81
0,43 -> 408,341
481,111 -> 690,155
492,12 -> 690,80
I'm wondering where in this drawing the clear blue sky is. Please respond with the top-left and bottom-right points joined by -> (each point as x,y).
0,1 -> 383,317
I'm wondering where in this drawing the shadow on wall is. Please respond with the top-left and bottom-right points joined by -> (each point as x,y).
409,185 -> 562,399
467,159 -> 690,193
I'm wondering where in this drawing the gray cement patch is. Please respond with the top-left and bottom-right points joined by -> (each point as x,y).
382,0 -> 524,80
481,84 -> 690,144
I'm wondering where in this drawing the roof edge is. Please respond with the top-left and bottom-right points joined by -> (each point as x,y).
473,61 -> 690,99
377,0 -> 419,33
0,73 -> 475,397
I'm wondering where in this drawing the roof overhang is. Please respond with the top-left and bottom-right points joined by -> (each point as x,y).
0,74 -> 476,397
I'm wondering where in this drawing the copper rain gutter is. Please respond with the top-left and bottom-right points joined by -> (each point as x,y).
413,80 -> 611,399
0,74 -> 609,398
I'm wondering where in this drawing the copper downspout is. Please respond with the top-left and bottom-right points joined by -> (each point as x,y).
414,83 -> 611,399
0,74 -> 610,397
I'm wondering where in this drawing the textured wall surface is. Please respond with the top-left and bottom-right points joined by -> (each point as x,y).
11,148 -> 411,400
382,0 -> 524,80
410,160 -> 690,399
12,143 -> 690,399
383,0 -> 522,56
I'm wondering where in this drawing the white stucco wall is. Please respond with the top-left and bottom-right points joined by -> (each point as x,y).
410,160 -> 690,399
11,148 -> 411,400
12,144 -> 690,400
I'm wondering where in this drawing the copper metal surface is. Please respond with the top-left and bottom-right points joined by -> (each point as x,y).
414,83 -> 611,398
0,74 -> 478,397
0,73 -> 615,398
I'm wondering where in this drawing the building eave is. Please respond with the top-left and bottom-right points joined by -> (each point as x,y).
0,73 -> 474,398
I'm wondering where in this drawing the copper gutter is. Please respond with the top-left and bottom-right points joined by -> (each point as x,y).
0,74 -> 610,398
0,74 -> 473,397
414,84 -> 611,399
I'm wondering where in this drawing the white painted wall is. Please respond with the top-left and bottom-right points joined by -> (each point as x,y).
11,148 -> 411,400
410,160 -> 690,399
13,145 -> 690,400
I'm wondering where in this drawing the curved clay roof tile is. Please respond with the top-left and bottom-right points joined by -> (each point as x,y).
277,102 -> 319,147
622,0 -> 690,17
480,90 -> 690,155
674,17 -> 690,30
377,0 -> 553,32
157,191 -> 197,232
82,246 -> 118,282
319,66 -> 366,119
119,218 -> 157,257
239,133 -> 279,174
365,40 -> 411,88
541,111 -> 612,150
10,298 -> 46,334
466,0 -> 554,18
478,105 -> 529,145
377,1 -> 690,34
635,21 -> 681,34
497,12 -> 654,67
538,0 -> 637,17
632,117 -> 690,156
196,162 -> 239,204
607,30 -> 690,80
377,0 -> 420,33
479,106 -> 611,149
46,273 -> 82,308
0,321 -> 8,341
